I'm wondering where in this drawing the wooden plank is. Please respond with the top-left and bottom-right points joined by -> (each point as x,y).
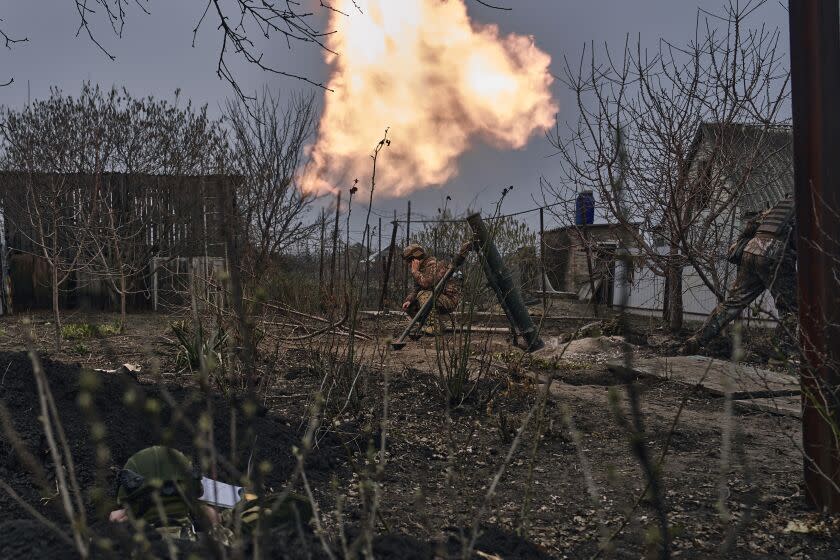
735,395 -> 802,418
607,355 -> 800,399
533,290 -> 579,300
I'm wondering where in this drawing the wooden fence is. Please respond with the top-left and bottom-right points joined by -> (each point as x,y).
0,172 -> 238,312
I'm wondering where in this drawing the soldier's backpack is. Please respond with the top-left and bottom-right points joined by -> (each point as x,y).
755,196 -> 796,241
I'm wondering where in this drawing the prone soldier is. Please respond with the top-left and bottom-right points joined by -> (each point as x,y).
109,446 -> 312,544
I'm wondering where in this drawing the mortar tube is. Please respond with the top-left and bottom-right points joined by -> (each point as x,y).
466,212 -> 544,352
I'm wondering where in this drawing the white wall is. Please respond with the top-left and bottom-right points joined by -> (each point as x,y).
614,255 -> 780,327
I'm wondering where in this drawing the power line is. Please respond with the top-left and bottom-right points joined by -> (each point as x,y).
362,200 -> 570,224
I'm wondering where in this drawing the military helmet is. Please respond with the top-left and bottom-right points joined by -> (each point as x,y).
402,244 -> 426,261
116,446 -> 202,525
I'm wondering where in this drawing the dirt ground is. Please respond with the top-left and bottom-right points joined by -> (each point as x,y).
0,310 -> 838,559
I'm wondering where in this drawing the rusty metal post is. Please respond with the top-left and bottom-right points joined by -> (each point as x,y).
789,0 -> 840,512
379,218 -> 399,311
540,207 -> 547,312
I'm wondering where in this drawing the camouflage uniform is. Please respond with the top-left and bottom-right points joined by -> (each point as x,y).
404,255 -> 462,334
685,195 -> 797,353
115,446 -> 311,541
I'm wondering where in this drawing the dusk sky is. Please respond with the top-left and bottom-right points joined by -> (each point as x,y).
0,1 -> 790,243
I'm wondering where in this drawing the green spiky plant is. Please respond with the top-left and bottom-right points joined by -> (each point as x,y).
170,320 -> 228,374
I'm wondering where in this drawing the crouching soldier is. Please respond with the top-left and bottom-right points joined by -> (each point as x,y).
682,194 -> 798,356
401,244 -> 462,335
110,446 -> 312,543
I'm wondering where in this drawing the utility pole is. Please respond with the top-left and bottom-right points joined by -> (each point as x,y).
789,0 -> 840,512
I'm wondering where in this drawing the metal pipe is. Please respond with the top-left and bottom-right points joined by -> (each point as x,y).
789,0 -> 840,511
467,212 -> 544,352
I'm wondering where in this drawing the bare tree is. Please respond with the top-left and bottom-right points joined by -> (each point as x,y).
544,0 -> 790,332
225,88 -> 317,286
0,85 -> 112,348
67,0 -> 333,99
85,87 -> 229,327
0,84 -> 229,337
0,16 -> 28,86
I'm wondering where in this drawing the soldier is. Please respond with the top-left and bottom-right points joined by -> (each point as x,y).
401,244 -> 462,335
109,446 -> 204,539
681,194 -> 797,355
109,446 -> 312,542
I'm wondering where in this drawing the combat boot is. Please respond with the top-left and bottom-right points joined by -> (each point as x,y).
679,336 -> 701,355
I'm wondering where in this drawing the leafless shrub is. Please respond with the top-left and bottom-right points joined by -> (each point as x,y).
225,88 -> 318,289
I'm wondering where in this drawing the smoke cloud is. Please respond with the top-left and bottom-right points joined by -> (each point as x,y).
302,0 -> 557,197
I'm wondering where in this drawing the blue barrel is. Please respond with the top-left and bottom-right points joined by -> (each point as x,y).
575,191 -> 595,225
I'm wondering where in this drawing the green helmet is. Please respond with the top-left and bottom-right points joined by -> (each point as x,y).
402,244 -> 426,261
116,446 -> 202,526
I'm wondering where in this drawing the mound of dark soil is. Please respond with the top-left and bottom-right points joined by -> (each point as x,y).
0,351 -> 344,525
0,520 -> 79,560
333,525 -> 555,560
0,351 -> 556,559
475,525 -> 555,559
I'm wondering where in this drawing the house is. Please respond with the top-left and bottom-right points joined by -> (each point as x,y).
614,122 -> 793,322
542,222 -> 637,305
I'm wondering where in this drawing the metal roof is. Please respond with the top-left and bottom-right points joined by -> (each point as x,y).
688,123 -> 793,216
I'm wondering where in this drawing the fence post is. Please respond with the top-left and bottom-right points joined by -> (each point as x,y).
392,209 -> 398,297
328,191 -> 341,303
319,207 -> 326,296
379,216 -> 400,311
404,200 -> 411,300
378,216 -> 383,277
540,207 -> 546,312
363,225 -> 371,306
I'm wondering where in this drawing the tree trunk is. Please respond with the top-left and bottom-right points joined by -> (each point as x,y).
665,249 -> 683,333
52,264 -> 61,352
119,272 -> 127,331
582,228 -> 599,317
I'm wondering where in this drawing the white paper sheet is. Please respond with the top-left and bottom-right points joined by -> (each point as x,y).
199,477 -> 244,509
